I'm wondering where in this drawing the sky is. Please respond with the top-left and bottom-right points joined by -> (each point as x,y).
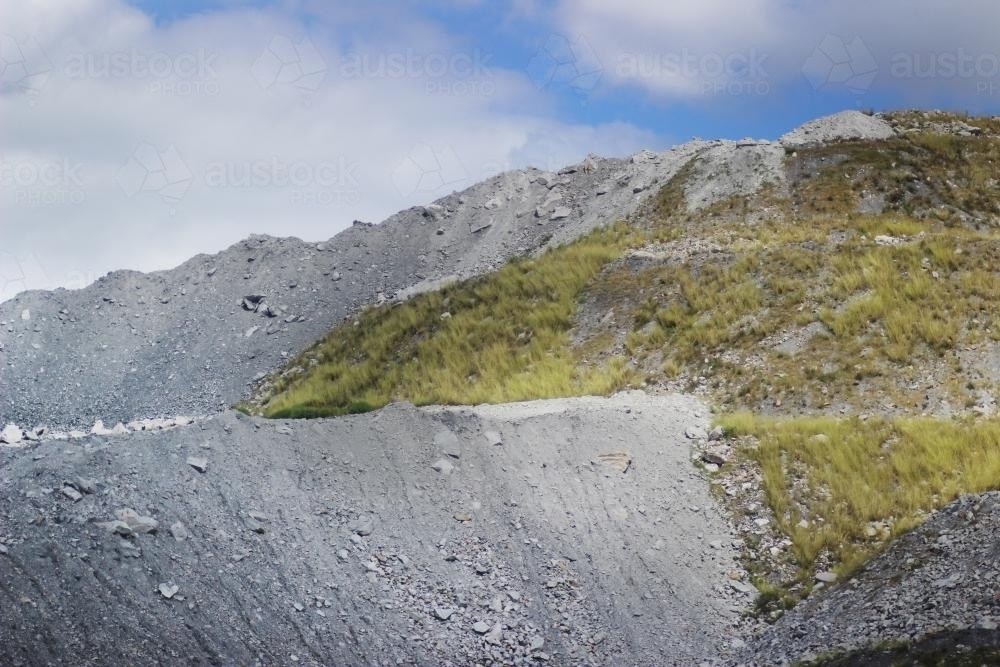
2,0 -> 999,299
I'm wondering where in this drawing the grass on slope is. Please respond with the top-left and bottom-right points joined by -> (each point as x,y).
621,213 -> 1000,412
719,412 -> 1000,576
262,224 -> 635,418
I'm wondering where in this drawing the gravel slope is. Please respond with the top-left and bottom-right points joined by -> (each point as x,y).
0,143 -> 706,431
743,492 -> 1000,665
0,111 -> 898,431
0,392 -> 754,666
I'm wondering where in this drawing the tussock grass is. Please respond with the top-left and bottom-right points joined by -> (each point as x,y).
263,224 -> 636,417
720,412 -> 1000,574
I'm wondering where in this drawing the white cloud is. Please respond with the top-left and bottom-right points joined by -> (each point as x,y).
0,0 -> 656,298
555,0 -> 1000,100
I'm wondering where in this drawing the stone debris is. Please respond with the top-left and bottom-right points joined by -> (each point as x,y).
186,457 -> 209,473
117,509 -> 159,534
430,459 -> 454,475
158,583 -> 179,600
483,430 -> 503,446
0,424 -> 23,446
348,517 -> 375,537
170,522 -> 191,542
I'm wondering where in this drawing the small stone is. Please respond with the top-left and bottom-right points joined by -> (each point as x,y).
430,459 -> 454,475
0,424 -> 23,445
701,452 -> 726,467
474,562 -> 491,575
170,522 -> 191,541
117,509 -> 158,534
248,511 -> 268,523
105,520 -> 134,537
729,580 -> 756,595
336,549 -> 349,561
815,571 -> 838,584
158,583 -> 179,599
348,517 -> 374,536
685,425 -> 707,440
454,512 -> 472,523
484,622 -> 503,645
61,486 -> 83,502
472,621 -> 491,634
75,477 -> 97,494
293,602 -> 304,612
483,430 -> 503,446
186,456 -> 208,473
434,607 -> 455,621
245,518 -> 265,534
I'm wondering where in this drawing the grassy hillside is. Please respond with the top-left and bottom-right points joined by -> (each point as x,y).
260,223 -> 637,418
249,111 -> 1000,590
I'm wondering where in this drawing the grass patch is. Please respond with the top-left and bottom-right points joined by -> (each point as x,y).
719,412 -> 1000,575
261,223 -> 638,416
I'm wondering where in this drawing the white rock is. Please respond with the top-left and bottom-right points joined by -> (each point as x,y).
158,583 -> 179,599
430,459 -> 454,475
0,424 -> 23,446
815,571 -> 838,584
186,456 -> 209,473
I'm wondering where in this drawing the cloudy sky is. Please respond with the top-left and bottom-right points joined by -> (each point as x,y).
2,0 -> 999,299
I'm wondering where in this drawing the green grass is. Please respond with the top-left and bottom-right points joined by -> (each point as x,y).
261,223 -> 638,417
719,412 -> 1000,575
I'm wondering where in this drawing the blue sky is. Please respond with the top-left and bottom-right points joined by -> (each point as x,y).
2,0 -> 998,297
127,0 -> 999,142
